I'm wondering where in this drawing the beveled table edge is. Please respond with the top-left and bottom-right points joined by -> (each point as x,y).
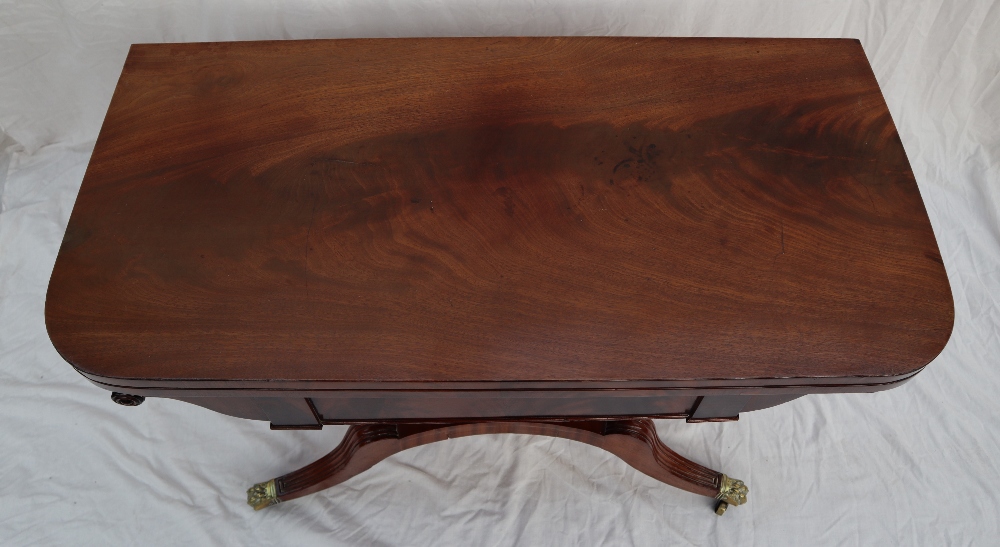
74,363 -> 930,395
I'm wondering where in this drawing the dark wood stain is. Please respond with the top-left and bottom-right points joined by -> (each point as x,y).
264,419 -> 724,506
46,38 -> 952,401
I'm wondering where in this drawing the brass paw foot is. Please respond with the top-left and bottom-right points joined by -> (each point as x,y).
247,479 -> 281,511
714,474 -> 748,515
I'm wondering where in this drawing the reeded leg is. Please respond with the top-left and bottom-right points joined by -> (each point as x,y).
247,418 -> 748,514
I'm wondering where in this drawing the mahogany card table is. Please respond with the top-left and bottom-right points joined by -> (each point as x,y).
45,37 -> 953,515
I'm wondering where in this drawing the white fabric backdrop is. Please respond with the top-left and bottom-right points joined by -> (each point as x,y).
1,1 -> 997,545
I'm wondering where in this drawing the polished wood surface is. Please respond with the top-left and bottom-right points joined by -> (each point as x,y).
253,419 -> 730,508
46,38 -> 952,402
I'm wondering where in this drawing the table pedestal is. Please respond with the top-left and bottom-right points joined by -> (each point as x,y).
247,418 -> 748,515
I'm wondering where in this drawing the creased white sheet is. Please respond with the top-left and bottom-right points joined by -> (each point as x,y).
1,1 -> 997,545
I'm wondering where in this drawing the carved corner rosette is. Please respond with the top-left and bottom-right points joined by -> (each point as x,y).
247,479 -> 281,511
714,474 -> 748,515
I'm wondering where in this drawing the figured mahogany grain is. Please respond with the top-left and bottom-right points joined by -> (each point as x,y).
46,38 -> 953,394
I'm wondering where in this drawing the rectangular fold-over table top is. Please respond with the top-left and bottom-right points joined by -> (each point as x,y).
45,37 -> 953,393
